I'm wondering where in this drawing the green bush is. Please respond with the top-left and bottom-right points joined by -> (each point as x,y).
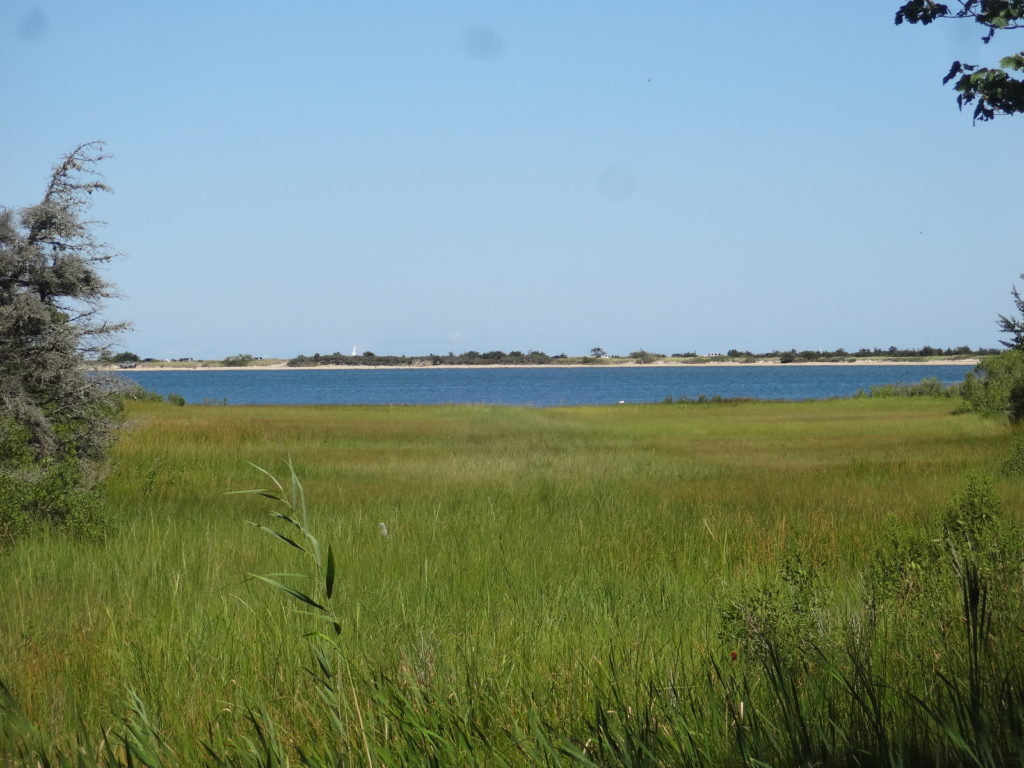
628,349 -> 661,363
0,475 -> 33,545
1009,378 -> 1024,423
1002,435 -> 1024,476
119,383 -> 164,402
0,457 -> 105,546
866,377 -> 960,398
0,417 -> 108,546
718,474 -> 1024,766
959,350 -> 1024,417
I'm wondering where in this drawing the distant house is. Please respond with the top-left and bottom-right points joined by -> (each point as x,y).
707,352 -> 721,357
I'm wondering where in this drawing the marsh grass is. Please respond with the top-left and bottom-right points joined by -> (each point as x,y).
1,399 -> 1022,765
858,376 -> 962,399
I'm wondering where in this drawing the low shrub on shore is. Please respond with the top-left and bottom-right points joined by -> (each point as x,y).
856,376 -> 962,399
959,350 -> 1024,423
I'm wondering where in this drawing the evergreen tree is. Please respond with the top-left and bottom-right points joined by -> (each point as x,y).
997,275 -> 1024,349
0,142 -> 126,539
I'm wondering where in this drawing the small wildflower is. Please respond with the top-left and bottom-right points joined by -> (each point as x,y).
730,650 -> 738,661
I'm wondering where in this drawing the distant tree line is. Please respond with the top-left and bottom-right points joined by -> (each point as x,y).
771,346 -> 999,363
100,351 -> 141,364
287,350 -> 566,367
285,345 -> 996,367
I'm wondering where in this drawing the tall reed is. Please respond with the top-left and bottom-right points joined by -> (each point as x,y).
2,399 -> 1022,765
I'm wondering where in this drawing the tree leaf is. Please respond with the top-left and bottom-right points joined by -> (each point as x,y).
999,53 -> 1024,71
943,60 -> 963,84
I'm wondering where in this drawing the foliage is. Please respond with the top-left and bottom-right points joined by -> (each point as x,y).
856,376 -> 962,398
668,393 -> 765,404
896,0 -> 1024,121
288,348 -> 555,366
101,350 -> 139,364
627,349 -> 663,363
775,345 -> 983,362
0,142 -> 124,542
1001,434 -> 1024,475
721,546 -> 825,663
997,274 -> 1024,349
956,278 -> 1024,420
959,349 -> 1024,417
0,414 -> 105,545
221,353 -> 254,367
281,346 -> 995,368
719,474 -> 1024,767
118,383 -> 164,402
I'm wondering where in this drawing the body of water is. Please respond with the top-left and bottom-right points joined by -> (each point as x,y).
115,365 -> 975,407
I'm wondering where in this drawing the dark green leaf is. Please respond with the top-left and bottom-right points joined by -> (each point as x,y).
325,544 -> 336,599
251,523 -> 307,553
248,573 -> 329,612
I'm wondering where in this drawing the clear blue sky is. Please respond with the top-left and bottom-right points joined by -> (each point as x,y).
2,1 -> 1019,358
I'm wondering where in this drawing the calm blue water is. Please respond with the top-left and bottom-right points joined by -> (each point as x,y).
115,365 -> 975,407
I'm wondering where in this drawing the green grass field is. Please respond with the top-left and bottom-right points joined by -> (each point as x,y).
1,398 -> 1021,766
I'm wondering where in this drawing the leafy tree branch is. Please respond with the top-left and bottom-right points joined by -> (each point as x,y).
896,0 -> 1024,120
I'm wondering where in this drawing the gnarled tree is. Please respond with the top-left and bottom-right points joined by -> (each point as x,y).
0,142 -> 126,539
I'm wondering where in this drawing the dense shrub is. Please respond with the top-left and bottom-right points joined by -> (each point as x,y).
107,351 -> 140,363
858,376 -> 961,398
959,350 -> 1024,418
719,473 -> 1024,767
288,349 -> 555,366
0,419 -> 105,545
1001,435 -> 1024,476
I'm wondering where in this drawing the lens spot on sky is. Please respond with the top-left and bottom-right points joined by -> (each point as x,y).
462,26 -> 503,60
599,167 -> 636,202
18,8 -> 48,41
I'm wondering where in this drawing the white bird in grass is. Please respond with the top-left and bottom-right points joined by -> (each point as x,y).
378,522 -> 389,538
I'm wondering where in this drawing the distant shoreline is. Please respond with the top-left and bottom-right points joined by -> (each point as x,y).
103,358 -> 981,372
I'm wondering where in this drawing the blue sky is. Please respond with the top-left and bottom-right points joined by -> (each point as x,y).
1,1 -> 1020,358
